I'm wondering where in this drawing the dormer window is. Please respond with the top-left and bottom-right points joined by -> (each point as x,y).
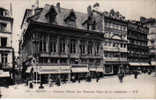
0,23 -> 7,32
45,5 -> 57,24
0,8 -> 7,17
64,9 -> 76,27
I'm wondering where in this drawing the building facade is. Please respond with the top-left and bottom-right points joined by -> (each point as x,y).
102,10 -> 128,75
19,3 -> 104,83
127,20 -> 150,72
141,18 -> 156,71
83,6 -> 128,75
0,7 -> 14,81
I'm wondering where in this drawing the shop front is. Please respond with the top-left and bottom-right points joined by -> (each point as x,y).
129,62 -> 150,73
71,64 -> 89,82
89,67 -> 97,78
0,70 -> 11,86
25,65 -> 71,84
104,64 -> 114,75
96,67 -> 104,78
104,61 -> 128,75
150,61 -> 156,72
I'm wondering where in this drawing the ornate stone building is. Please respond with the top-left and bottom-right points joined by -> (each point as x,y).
19,3 -> 104,82
141,17 -> 156,71
102,10 -> 128,75
0,7 -> 14,81
127,20 -> 150,72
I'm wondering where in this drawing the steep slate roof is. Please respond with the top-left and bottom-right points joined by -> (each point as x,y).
35,4 -> 88,30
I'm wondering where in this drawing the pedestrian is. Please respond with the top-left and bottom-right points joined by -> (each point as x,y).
49,78 -> 53,87
39,83 -> 44,89
147,69 -> 151,75
56,78 -> 60,86
96,74 -> 99,83
78,76 -> 81,83
134,71 -> 138,79
118,71 -> 124,83
29,81 -> 33,89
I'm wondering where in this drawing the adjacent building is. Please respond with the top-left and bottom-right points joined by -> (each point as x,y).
127,20 -> 150,72
84,6 -> 128,75
102,10 -> 128,75
141,17 -> 156,71
0,7 -> 14,81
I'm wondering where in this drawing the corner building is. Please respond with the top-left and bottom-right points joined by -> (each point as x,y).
19,3 -> 104,83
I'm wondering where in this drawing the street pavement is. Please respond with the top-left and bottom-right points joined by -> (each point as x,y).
1,73 -> 156,99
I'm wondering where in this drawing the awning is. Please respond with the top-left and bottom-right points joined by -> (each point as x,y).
151,62 -> 156,66
140,63 -> 150,66
38,66 -> 71,74
60,66 -> 71,74
89,67 -> 96,71
96,67 -> 104,72
129,62 -> 150,66
129,62 -> 141,66
39,66 -> 60,74
71,64 -> 89,73
0,71 -> 10,77
72,67 -> 89,73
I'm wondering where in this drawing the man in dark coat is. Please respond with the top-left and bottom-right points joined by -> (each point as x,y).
118,71 -> 124,83
134,71 -> 139,79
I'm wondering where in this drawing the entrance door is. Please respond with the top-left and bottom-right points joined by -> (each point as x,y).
113,65 -> 119,75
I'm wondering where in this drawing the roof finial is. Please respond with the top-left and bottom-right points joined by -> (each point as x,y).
36,0 -> 39,8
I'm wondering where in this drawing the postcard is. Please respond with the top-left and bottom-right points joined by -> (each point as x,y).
0,0 -> 156,99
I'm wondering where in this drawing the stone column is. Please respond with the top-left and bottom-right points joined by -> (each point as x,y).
66,39 -> 70,65
68,71 -> 71,82
92,41 -> 95,56
0,53 -> 1,63
77,39 -> 80,58
57,36 -> 60,55
85,41 -> 88,56
46,34 -> 50,53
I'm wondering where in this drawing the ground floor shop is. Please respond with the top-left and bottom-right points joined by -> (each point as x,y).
128,62 -> 153,74
103,61 -> 128,75
24,64 -> 108,85
0,70 -> 12,87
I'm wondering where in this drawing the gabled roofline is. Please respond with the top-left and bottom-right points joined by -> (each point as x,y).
21,9 -> 32,29
27,20 -> 104,40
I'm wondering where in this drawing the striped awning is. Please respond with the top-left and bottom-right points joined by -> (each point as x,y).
28,66 -> 71,74
71,67 -> 89,73
129,62 -> 150,66
89,67 -> 97,71
129,62 -> 140,66
141,63 -> 150,66
96,67 -> 104,72
0,71 -> 10,77
39,66 -> 71,74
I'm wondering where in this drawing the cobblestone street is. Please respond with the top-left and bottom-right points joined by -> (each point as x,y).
1,73 -> 156,99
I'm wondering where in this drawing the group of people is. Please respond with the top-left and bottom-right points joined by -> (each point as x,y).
26,68 -> 154,89
117,69 -> 153,83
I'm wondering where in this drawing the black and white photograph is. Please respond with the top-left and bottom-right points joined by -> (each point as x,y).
0,0 -> 156,99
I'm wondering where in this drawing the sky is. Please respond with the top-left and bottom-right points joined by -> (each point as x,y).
0,0 -> 156,56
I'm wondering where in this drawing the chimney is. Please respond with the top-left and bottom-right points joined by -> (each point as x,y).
56,2 -> 61,13
32,5 -> 36,15
87,5 -> 92,17
93,2 -> 100,12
